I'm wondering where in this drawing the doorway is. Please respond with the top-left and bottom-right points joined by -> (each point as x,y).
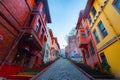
12,48 -> 32,67
100,52 -> 111,73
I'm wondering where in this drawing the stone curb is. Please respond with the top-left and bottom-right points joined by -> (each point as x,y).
68,59 -> 120,80
68,59 -> 95,80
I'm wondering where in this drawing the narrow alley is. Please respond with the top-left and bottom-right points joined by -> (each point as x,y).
0,0 -> 120,79
31,58 -> 91,80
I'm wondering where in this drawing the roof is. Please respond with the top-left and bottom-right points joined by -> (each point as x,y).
43,0 -> 51,23
76,0 -> 95,29
76,10 -> 85,29
36,0 -> 51,23
84,0 -> 95,18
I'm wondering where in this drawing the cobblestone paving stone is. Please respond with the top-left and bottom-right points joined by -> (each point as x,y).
37,58 -> 90,80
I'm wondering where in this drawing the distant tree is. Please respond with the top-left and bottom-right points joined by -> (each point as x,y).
65,27 -> 77,44
65,35 -> 68,43
68,28 -> 76,36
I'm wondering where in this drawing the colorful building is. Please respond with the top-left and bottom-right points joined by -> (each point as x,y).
76,10 -> 101,70
0,0 -> 51,71
43,27 -> 60,63
67,35 -> 82,62
49,29 -> 60,61
65,46 -> 69,58
43,27 -> 51,63
86,0 -> 120,77
51,37 -> 60,60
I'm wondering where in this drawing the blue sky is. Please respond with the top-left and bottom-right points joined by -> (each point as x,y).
47,0 -> 87,49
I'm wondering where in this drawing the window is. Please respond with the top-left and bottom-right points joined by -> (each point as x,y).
100,53 -> 108,63
41,29 -> 44,35
91,7 -> 97,17
93,30 -> 100,44
86,27 -> 90,36
90,41 -> 95,55
88,15 -> 92,24
113,0 -> 120,13
27,14 -> 34,27
100,53 -> 110,69
81,31 -> 86,38
85,47 -> 89,58
45,50 -> 49,57
36,21 -> 41,32
80,24 -> 83,28
98,21 -> 108,38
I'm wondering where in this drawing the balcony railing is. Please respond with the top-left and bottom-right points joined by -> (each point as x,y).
78,32 -> 91,48
79,38 -> 89,48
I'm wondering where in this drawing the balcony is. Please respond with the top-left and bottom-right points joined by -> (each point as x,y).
24,28 -> 43,49
79,37 -> 90,48
78,28 -> 91,48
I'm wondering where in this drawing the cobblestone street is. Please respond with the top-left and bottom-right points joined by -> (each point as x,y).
32,58 -> 90,80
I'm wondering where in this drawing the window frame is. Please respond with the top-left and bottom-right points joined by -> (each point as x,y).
81,30 -> 86,38
90,41 -> 95,55
93,29 -> 100,44
113,0 -> 120,14
88,15 -> 92,24
36,21 -> 41,33
27,14 -> 34,27
98,21 -> 108,38
86,27 -> 90,36
91,6 -> 97,17
41,28 -> 44,35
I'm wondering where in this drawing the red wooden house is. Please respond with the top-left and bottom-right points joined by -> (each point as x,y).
0,0 -> 51,77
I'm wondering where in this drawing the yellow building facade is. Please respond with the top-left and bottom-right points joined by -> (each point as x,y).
87,0 -> 120,77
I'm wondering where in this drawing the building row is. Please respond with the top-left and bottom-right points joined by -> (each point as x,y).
66,0 -> 120,77
0,0 -> 60,75
65,35 -> 82,62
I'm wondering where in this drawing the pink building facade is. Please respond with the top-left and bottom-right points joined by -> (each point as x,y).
76,10 -> 102,70
67,35 -> 82,62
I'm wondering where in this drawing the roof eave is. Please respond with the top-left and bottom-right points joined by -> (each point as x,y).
43,0 -> 52,23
